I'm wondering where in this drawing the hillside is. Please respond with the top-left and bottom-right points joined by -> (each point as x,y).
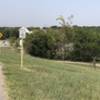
0,48 -> 100,100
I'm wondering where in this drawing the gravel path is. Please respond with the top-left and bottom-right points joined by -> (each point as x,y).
0,65 -> 8,100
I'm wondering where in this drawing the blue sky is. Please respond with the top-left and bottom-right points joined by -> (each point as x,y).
0,0 -> 100,27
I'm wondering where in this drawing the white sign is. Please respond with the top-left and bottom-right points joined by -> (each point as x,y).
19,27 -> 26,39
19,27 -> 31,39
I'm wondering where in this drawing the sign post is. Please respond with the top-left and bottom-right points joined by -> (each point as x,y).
19,27 -> 31,68
19,27 -> 29,68
20,39 -> 24,68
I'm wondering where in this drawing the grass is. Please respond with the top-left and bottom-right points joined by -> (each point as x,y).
0,48 -> 100,100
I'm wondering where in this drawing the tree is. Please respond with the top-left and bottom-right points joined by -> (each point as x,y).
72,29 -> 100,62
24,28 -> 65,59
56,15 -> 74,60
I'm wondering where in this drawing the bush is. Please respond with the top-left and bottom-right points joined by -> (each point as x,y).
24,29 -> 67,59
71,29 -> 100,61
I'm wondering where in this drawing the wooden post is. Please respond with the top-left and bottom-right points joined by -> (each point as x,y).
20,39 -> 24,68
93,57 -> 96,69
19,27 -> 31,68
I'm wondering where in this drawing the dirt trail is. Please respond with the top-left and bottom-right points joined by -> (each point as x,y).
56,60 -> 100,67
0,65 -> 8,100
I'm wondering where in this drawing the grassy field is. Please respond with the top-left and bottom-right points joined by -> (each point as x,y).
0,48 -> 100,100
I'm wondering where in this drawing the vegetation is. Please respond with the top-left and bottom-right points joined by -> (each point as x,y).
0,27 -> 19,39
24,29 -> 65,59
71,28 -> 100,61
0,14 -> 100,100
24,26 -> 100,62
0,48 -> 100,100
0,25 -> 100,62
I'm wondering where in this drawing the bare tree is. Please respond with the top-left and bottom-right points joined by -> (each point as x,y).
56,15 -> 74,60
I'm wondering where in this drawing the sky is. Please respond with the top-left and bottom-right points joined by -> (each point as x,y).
0,0 -> 100,27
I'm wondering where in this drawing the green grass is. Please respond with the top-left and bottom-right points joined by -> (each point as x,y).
0,48 -> 100,100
